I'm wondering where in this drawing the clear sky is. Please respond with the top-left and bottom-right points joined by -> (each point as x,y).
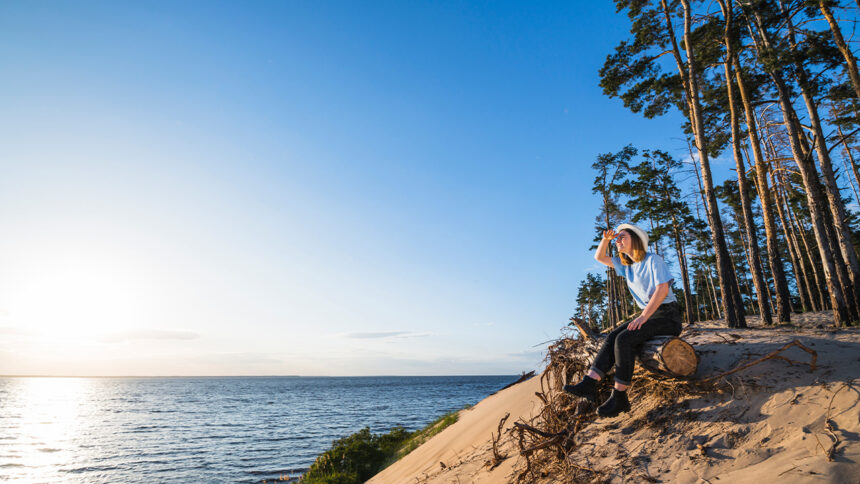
0,0 -> 710,376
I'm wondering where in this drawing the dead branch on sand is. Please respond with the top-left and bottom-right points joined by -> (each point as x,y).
699,340 -> 817,383
486,413 -> 510,469
817,379 -> 857,461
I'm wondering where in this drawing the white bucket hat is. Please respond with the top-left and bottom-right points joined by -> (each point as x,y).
615,223 -> 649,248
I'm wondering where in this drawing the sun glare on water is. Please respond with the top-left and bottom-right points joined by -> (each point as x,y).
0,378 -> 93,477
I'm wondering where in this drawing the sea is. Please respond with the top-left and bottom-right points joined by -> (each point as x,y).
0,375 -> 516,482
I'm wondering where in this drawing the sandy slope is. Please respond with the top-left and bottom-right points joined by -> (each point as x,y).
369,312 -> 860,483
368,369 -> 546,483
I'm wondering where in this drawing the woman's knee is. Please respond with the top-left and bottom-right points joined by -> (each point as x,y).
614,330 -> 634,351
604,330 -> 620,347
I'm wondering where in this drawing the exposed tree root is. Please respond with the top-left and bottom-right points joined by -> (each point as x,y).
486,413 -> 510,469
817,378 -> 857,461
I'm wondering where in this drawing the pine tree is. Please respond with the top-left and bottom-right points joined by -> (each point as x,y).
600,0 -> 747,327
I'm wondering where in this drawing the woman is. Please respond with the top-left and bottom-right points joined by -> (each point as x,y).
564,223 -> 682,417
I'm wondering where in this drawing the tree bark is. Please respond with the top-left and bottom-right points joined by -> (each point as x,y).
820,0 -> 860,102
779,3 -> 860,321
745,9 -> 851,325
671,220 -> 695,324
663,0 -> 745,327
766,125 -> 829,311
654,158 -> 696,325
732,50 -> 791,322
718,0 -> 773,323
707,266 -> 722,320
838,126 -> 860,201
840,151 -> 860,205
787,192 -> 830,310
784,6 -> 860,320
771,166 -> 813,312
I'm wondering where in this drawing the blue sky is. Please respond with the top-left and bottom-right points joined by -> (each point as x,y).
0,1 -> 716,376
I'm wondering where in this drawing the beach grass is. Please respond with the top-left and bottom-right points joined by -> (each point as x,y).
300,406 -> 468,483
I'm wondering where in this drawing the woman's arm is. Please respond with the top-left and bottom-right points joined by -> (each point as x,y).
594,229 -> 616,267
627,282 -> 669,330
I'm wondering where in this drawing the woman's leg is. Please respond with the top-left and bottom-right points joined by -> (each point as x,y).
612,303 -> 683,387
597,305 -> 682,417
588,321 -> 631,380
564,319 -> 633,401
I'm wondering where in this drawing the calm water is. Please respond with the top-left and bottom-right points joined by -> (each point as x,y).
0,375 -> 514,482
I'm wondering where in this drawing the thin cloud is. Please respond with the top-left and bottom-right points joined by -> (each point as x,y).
506,349 -> 545,359
100,329 -> 200,343
341,331 -> 432,340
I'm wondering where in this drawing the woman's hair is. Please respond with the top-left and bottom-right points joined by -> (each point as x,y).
618,229 -> 647,265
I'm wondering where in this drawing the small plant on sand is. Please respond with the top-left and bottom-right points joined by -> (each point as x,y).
301,426 -> 412,484
301,408 -> 466,483
390,407 -> 465,461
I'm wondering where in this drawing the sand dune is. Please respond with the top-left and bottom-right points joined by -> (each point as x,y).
369,312 -> 860,483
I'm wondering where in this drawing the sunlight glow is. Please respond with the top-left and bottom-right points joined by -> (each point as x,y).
1,378 -> 92,477
9,252 -> 150,338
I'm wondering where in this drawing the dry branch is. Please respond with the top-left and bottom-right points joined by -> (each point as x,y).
820,379 -> 856,461
699,339 -> 817,383
513,421 -> 566,439
487,413 -> 510,469
569,317 -> 599,340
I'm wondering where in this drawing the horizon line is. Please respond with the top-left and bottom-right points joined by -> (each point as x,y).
0,373 -> 524,378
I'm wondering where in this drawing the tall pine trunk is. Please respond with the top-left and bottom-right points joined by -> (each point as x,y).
783,6 -> 860,321
745,10 -> 851,325
670,218 -> 695,324
732,51 -> 791,322
838,126 -> 860,200
770,167 -> 813,312
765,125 -> 829,311
820,0 -> 860,103
662,0 -> 746,327
718,0 -> 774,323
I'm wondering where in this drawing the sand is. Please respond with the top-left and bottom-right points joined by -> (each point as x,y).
368,311 -> 860,483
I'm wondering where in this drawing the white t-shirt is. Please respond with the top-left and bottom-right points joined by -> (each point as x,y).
611,252 -> 676,309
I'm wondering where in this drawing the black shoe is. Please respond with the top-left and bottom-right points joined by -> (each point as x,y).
563,376 -> 598,403
597,389 -> 630,418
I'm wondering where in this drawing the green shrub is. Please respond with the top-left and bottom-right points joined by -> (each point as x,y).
301,408 -> 468,484
393,408 -> 462,459
301,426 -> 412,484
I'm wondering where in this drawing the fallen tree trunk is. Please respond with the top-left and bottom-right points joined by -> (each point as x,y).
570,318 -> 699,378
637,336 -> 698,377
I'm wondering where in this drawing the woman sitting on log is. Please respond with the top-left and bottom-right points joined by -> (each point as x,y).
564,223 -> 682,417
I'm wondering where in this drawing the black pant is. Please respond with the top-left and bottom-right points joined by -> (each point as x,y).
590,302 -> 682,385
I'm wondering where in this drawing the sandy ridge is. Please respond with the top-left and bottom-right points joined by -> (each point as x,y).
369,312 -> 860,483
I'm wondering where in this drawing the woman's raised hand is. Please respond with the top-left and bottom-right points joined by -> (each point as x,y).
603,229 -> 617,241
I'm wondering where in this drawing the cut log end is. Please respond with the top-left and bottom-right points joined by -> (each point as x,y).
638,336 -> 699,378
661,338 -> 698,377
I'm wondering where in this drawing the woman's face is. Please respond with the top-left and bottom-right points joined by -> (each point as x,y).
615,230 -> 631,254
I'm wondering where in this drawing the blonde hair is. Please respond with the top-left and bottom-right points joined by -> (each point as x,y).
618,229 -> 646,265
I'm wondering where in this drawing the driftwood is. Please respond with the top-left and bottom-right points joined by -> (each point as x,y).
570,318 -> 699,378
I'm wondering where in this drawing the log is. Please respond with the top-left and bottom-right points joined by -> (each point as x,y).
568,317 -> 599,340
637,336 -> 698,377
569,318 -> 698,378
